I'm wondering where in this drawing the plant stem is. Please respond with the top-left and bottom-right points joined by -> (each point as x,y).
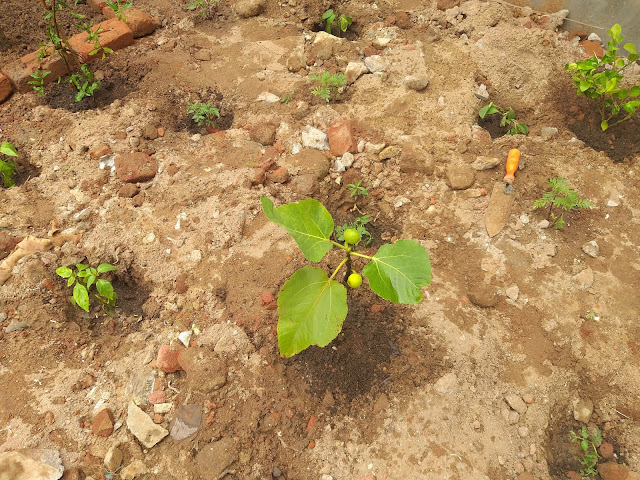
350,251 -> 373,260
329,257 -> 349,282
330,240 -> 350,251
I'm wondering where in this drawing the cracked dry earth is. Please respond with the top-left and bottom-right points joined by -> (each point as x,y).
0,0 -> 640,479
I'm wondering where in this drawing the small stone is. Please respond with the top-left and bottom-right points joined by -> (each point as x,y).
143,124 -> 158,140
104,445 -> 123,473
446,165 -> 475,190
582,240 -> 599,258
120,459 -> 147,480
573,399 -> 594,423
267,167 -> 290,184
320,475 -> 334,480
118,184 -> 139,198
598,462 -> 637,480
395,11 -> 412,28
5,319 -> 28,332
345,61 -> 368,83
250,123 -> 277,146
170,404 -> 202,441
286,54 -> 305,73
522,394 -> 534,404
373,37 -> 391,49
437,0 -> 460,10
301,125 -> 330,151
148,390 -> 166,405
379,145 -> 401,160
537,220 -> 550,229
587,33 -> 601,42
156,345 -> 182,373
114,153 -> 158,183
471,156 -> 500,171
540,127 -> 558,138
505,285 -> 519,301
257,92 -> 280,104
474,84 -> 489,101
126,401 -> 169,448
132,192 -> 145,207
235,0 -> 265,17
403,75 -> 429,91
519,214 -> 530,224
195,438 -> 238,479
573,268 -> 594,291
341,152 -> 355,168
468,284 -> 497,307
178,331 -> 192,348
508,411 -> 520,425
505,394 -> 528,414
91,408 -> 114,437
518,426 -> 529,437
598,442 -> 614,460
273,467 -> 282,477
154,403 -> 173,414
327,121 -> 357,156
153,413 -> 163,424
434,372 -> 458,395
44,411 -> 55,425
364,55 -> 386,73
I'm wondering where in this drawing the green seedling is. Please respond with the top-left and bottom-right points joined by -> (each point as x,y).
281,89 -> 297,104
478,102 -> 529,135
566,24 -> 640,131
310,71 -> 346,102
56,263 -> 118,314
347,179 -> 369,199
570,426 -> 602,477
0,141 -> 18,188
187,101 -> 220,127
532,176 -> 594,229
69,64 -> 99,102
322,9 -> 352,36
106,0 -> 132,21
261,197 -> 431,357
28,69 -> 51,97
187,0 -> 219,19
335,214 -> 373,247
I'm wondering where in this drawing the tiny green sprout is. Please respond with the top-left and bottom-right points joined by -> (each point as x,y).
478,102 -> 529,135
322,9 -> 352,36
0,141 -> 18,188
56,263 -> 118,315
310,71 -> 347,103
569,426 -> 602,477
347,179 -> 370,199
28,70 -> 51,97
566,24 -> 640,131
532,177 -> 594,229
262,197 -> 431,356
106,0 -> 132,21
69,64 -> 100,102
187,0 -> 219,19
187,101 -> 220,127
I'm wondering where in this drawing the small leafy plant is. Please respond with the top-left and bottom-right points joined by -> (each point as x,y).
566,24 -> 640,131
56,263 -> 118,314
187,0 -> 219,19
106,0 -> 132,21
347,179 -> 369,199
261,197 -> 431,357
569,426 -> 602,477
322,9 -> 352,36
0,141 -> 18,188
187,101 -> 220,127
69,64 -> 99,102
310,72 -> 346,103
532,177 -> 594,229
478,102 -> 529,135
335,214 -> 373,247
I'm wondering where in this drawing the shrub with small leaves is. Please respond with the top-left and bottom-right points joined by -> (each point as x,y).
310,72 -> 346,102
187,101 -> 220,127
569,426 -> 602,477
566,24 -> 640,131
532,177 -> 594,229
0,141 -> 18,188
56,263 -> 118,314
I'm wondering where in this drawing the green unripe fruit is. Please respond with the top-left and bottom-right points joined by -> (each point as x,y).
344,228 -> 361,245
347,272 -> 362,288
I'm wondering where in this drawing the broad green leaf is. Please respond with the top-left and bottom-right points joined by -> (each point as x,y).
73,283 -> 90,312
322,9 -> 334,20
624,100 -> 640,114
261,196 -> 334,262
601,119 -> 608,131
86,275 -> 96,290
76,263 -> 88,271
608,24 -> 622,42
96,279 -> 115,300
624,43 -> 637,55
0,142 -> 18,157
56,266 -> 73,278
98,263 -> 117,273
478,103 -> 497,118
517,123 -> 529,134
363,240 -> 431,304
630,86 -> 640,97
277,266 -> 347,357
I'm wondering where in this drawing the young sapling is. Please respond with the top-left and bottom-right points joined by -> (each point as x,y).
187,101 -> 220,127
532,176 -> 594,229
347,179 -> 370,199
322,9 -> 352,37
569,426 -> 602,477
56,263 -> 118,314
310,72 -> 346,102
478,102 -> 529,135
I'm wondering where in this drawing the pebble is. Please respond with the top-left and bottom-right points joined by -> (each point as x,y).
434,372 -> 458,395
573,398 -> 594,423
522,394 -> 534,404
474,84 -> 489,101
587,32 -> 601,42
345,61 -> 369,84
126,401 -> 169,448
301,125 -> 330,151
506,285 -> 519,301
154,403 -> 173,414
120,459 -> 147,480
5,319 -> 28,332
148,390 -> 166,405
541,127 -> 558,138
518,426 -> 529,437
505,394 -> 528,414
379,145 -> 401,160
519,214 -> 530,224
104,445 -> 123,473
598,442 -> 614,460
341,152 -> 355,168
403,75 -> 429,91
256,92 -> 280,104
606,199 -> 619,207
467,284 -> 497,308
364,55 -> 386,73
178,330 -> 193,347
471,156 -> 500,170
446,164 -> 475,190
235,0 -> 265,17
364,142 -> 386,154
272,467 -> 282,477
537,220 -> 550,229
91,408 -> 114,437
582,240 -> 599,258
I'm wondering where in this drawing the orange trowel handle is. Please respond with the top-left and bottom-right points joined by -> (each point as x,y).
504,149 -> 520,185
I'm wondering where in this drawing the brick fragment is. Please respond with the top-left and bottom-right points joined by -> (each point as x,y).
102,7 -> 156,38
2,47 -> 74,93
0,73 -> 13,102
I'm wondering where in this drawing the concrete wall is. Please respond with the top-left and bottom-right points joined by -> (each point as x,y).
518,0 -> 640,46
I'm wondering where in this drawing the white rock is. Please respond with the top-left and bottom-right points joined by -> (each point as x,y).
506,285 -> 519,301
582,240 -> 599,258
403,75 -> 429,91
471,156 -> 500,171
373,37 -> 391,48
291,142 -> 301,155
519,214 -> 530,225
154,403 -> 173,414
518,426 -> 529,438
505,394 -> 528,414
587,33 -> 601,42
537,220 -> 550,229
334,158 -> 346,173
178,331 -> 192,347
126,402 -> 168,448
341,152 -> 355,168
607,198 -> 619,207
345,61 -> 369,83
364,142 -> 385,154
474,84 -> 489,101
434,372 -> 458,395
301,125 -> 330,151
364,55 -> 386,73
120,459 -> 147,480
573,398 -> 594,423
357,139 -> 365,153
256,92 -> 280,103
143,232 -> 155,244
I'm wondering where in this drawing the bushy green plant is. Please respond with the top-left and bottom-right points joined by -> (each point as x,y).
335,214 -> 373,247
478,102 -> 529,135
261,197 -> 431,357
569,426 -> 602,477
322,9 -> 352,36
0,141 -> 18,188
347,179 -> 369,199
30,0 -> 113,101
56,263 -> 118,314
187,101 -> 220,127
187,0 -> 219,19
310,72 -> 346,102
106,0 -> 133,22
566,24 -> 640,131
532,177 -> 594,229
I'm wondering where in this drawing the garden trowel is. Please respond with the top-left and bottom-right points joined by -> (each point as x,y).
485,149 -> 520,237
